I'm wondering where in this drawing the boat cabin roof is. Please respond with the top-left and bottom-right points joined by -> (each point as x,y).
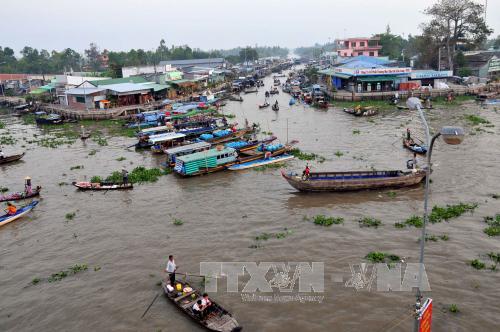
148,132 -> 186,144
177,147 -> 235,163
140,125 -> 171,134
165,141 -> 211,155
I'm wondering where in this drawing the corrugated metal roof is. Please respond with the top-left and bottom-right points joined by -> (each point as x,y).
165,142 -> 211,155
66,87 -> 107,95
159,58 -> 225,66
148,132 -> 186,144
339,55 -> 391,65
91,76 -> 147,86
139,82 -> 170,91
105,83 -> 151,93
177,147 -> 235,163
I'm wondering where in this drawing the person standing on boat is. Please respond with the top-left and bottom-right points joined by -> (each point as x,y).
24,176 -> 32,195
166,255 -> 177,285
0,147 -> 4,159
406,128 -> 411,141
412,153 -> 418,172
302,164 -> 310,180
122,169 -> 129,185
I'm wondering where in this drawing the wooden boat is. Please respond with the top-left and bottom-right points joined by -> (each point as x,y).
343,107 -> 378,117
228,154 -> 293,170
174,145 -> 289,177
35,113 -> 63,125
269,89 -> 279,95
0,187 -> 41,202
72,181 -> 133,191
0,200 -> 39,227
258,102 -> 270,109
162,281 -> 242,332
0,153 -> 25,165
228,95 -> 243,102
281,169 -> 426,192
244,87 -> 258,94
403,138 -> 427,155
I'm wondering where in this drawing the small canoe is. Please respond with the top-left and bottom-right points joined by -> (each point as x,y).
228,154 -> 294,170
403,138 -> 427,155
162,281 -> 242,332
0,153 -> 25,165
0,187 -> 41,202
0,200 -> 39,227
281,169 -> 426,192
258,102 -> 270,109
72,181 -> 133,191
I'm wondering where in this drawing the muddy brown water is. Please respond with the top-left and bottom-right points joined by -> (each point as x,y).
1,73 -> 499,332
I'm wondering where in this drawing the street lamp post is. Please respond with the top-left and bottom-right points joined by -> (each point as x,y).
406,97 -> 464,332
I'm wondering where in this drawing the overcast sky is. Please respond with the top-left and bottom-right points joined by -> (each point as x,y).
2,0 -> 498,53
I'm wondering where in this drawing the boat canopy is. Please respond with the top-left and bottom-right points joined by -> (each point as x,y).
165,141 -> 211,156
148,132 -> 186,144
177,147 -> 235,163
140,125 -> 172,134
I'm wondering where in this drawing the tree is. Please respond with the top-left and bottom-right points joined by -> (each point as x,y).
422,0 -> 492,72
376,25 -> 408,60
85,42 -> 102,71
239,47 -> 258,63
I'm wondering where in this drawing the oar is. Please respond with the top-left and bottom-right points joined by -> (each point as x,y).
141,292 -> 160,319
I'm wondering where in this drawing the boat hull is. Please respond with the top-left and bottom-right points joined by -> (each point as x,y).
0,153 -> 25,164
72,182 -> 133,190
0,201 -> 39,227
228,155 -> 293,170
0,188 -> 41,202
281,170 -> 426,192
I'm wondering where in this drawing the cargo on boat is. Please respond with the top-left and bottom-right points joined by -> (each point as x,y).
165,141 -> 212,166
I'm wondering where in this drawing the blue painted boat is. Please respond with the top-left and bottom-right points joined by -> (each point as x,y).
228,155 -> 294,171
0,201 -> 39,227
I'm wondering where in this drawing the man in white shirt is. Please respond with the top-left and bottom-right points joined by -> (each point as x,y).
166,255 -> 177,285
192,299 -> 203,319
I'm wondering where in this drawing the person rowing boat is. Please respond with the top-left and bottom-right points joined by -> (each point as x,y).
6,202 -> 17,215
165,255 -> 178,285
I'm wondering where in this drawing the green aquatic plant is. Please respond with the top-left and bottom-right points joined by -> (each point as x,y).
483,214 -> 500,236
358,217 -> 382,228
449,304 -> 459,313
289,148 -> 324,161
253,162 -> 285,171
312,215 -> 344,226
429,203 -> 478,223
352,129 -> 360,135
387,191 -> 397,198
90,176 -> 102,183
439,234 -> 450,241
405,215 -> 424,228
255,233 -> 272,241
365,252 -> 400,264
491,194 -> 499,199
173,218 -> 184,226
0,135 -> 16,145
116,157 -> 126,161
0,187 -> 9,193
334,151 -> 344,158
70,165 -> 84,170
394,222 -> 406,229
69,264 -> 88,274
0,120 -> 5,129
464,115 -> 490,126
88,149 -> 97,156
65,212 -> 76,221
470,259 -> 485,270
275,228 -> 293,239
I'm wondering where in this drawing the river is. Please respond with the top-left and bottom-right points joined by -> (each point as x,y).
1,72 -> 499,332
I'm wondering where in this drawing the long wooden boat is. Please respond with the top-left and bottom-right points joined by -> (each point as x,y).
403,138 -> 427,155
175,145 -> 290,177
228,154 -> 294,171
0,187 -> 41,202
281,169 -> 426,192
0,153 -> 25,165
162,281 -> 242,332
72,181 -> 133,191
204,128 -> 254,145
0,200 -> 39,227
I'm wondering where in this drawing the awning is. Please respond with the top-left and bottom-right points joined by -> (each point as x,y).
357,75 -> 397,82
332,72 -> 351,79
148,132 -> 186,144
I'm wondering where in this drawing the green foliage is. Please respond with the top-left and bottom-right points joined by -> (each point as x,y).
334,151 -> 344,158
0,187 -> 8,193
253,163 -> 285,171
483,214 -> 500,236
70,165 -> 83,170
311,215 -> 344,226
289,148 -> 324,161
90,176 -> 102,183
464,115 -> 490,126
0,134 -> 16,145
406,215 -> 424,228
470,259 -> 485,270
65,212 -> 76,221
93,166 -> 167,185
0,120 -> 5,129
255,228 -> 292,241
173,218 -> 184,226
88,149 -> 97,156
365,252 -> 400,263
358,217 -> 382,228
387,191 -> 397,198
31,278 -> 41,285
116,157 -> 126,161
255,233 -> 272,241
352,129 -> 361,135
429,203 -> 478,223
449,304 -> 459,313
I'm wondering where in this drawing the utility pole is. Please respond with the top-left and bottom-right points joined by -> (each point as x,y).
438,47 -> 441,71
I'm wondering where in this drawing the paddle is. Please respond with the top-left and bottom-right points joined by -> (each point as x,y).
141,293 -> 160,319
